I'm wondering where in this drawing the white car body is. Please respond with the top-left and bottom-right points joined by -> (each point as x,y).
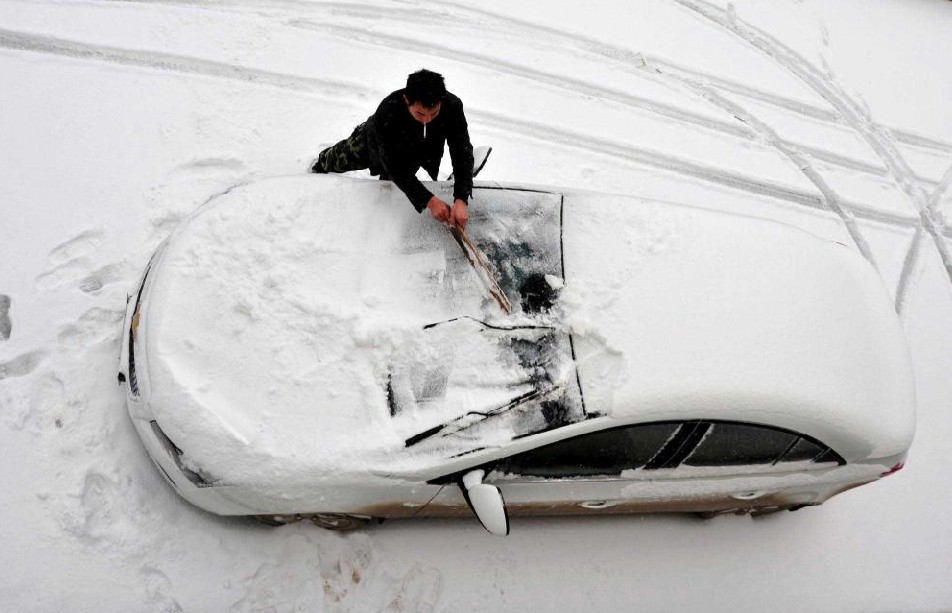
119,175 -> 915,530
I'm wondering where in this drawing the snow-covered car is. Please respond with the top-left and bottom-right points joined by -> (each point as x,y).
118,175 -> 915,535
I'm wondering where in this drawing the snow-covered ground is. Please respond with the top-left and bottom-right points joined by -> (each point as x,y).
1,0 -> 951,610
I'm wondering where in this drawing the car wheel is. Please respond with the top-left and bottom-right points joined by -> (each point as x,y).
310,513 -> 372,531
787,503 -> 817,512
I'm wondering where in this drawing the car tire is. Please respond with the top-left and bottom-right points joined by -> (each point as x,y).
310,513 -> 372,531
750,506 -> 785,517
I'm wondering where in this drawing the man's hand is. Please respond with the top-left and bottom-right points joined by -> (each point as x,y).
450,199 -> 468,230
426,196 -> 451,224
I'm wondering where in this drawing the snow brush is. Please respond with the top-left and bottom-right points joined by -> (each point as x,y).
448,225 -> 512,314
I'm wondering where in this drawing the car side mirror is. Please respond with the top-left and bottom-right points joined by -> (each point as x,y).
461,469 -> 510,536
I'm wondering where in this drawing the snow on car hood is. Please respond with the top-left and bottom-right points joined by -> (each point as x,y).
145,175 -> 571,484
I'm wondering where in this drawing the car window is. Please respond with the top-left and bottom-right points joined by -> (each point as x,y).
488,420 -> 843,481
776,436 -> 824,463
494,423 -> 680,477
643,421 -> 712,469
811,448 -> 844,465
682,422 -> 798,467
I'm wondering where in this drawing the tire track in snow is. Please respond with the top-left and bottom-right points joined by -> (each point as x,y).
0,27 -> 366,100
928,164 -> 952,214
478,110 -> 936,234
54,0 -> 951,182
0,28 -> 851,224
285,16 -> 942,237
0,22 -> 943,239
411,0 -> 946,298
894,226 -> 926,315
649,59 -> 878,268
896,163 -> 952,312
12,0 -> 943,207
670,0 -> 952,308
793,144 -> 910,183
440,0 -> 944,305
287,17 -> 941,190
287,18 -> 943,210
422,0 -> 952,155
639,55 -> 952,155
285,19 -> 756,141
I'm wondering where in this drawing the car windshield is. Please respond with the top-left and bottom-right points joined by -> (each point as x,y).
390,187 -> 590,454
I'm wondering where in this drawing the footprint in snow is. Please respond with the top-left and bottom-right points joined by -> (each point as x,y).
48,229 -> 103,266
57,307 -> 125,350
318,534 -> 374,606
0,350 -> 45,382
142,567 -> 184,613
381,564 -> 442,613
35,258 -> 94,291
78,472 -> 116,539
79,263 -> 128,294
36,229 -> 126,293
172,156 -> 245,175
229,532 -> 325,612
0,294 -> 11,340
7,371 -> 65,432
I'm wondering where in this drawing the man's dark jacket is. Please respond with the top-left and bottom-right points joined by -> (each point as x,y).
363,89 -> 474,212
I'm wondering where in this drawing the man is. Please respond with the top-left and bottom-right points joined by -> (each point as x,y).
311,69 -> 475,229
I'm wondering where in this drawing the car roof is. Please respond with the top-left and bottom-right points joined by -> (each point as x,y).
557,190 -> 915,462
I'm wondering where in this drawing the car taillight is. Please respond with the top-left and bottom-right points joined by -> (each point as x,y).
881,462 -> 904,477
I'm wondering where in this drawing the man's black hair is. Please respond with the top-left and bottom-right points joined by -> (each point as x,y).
405,69 -> 446,107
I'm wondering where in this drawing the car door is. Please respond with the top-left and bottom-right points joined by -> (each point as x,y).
482,422 -> 682,515
417,422 -> 679,516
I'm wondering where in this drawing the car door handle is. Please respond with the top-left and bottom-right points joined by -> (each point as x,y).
730,491 -> 768,501
579,500 -> 622,509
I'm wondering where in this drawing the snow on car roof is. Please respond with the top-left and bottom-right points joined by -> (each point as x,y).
143,175 -> 915,486
559,193 -> 916,462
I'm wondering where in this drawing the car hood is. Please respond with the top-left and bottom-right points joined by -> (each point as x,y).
144,176 -> 573,484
